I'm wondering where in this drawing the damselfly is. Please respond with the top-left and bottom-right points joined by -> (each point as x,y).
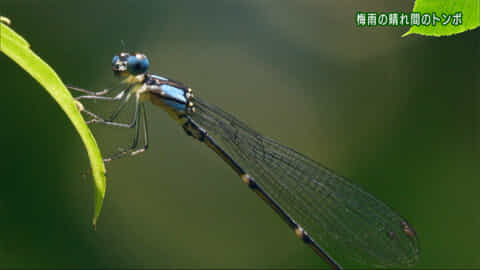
68,52 -> 419,269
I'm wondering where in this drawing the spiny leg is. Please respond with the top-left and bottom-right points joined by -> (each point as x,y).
130,103 -> 149,156
107,94 -> 132,121
67,85 -> 111,97
69,84 -> 132,123
104,103 -> 149,162
74,99 -> 109,124
81,108 -> 105,124
76,92 -> 132,124
73,88 -> 128,102
88,94 -> 139,128
103,107 -> 140,162
69,85 -> 150,162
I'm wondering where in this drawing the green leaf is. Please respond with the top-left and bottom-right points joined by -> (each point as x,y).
403,0 -> 480,37
0,19 -> 106,228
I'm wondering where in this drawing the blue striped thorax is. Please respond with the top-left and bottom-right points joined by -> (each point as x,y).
111,52 -> 195,119
143,74 -> 195,116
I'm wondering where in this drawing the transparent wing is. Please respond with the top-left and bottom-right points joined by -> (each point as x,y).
190,97 -> 419,267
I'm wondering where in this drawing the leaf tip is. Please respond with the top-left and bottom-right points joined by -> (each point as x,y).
0,16 -> 11,25
401,30 -> 412,38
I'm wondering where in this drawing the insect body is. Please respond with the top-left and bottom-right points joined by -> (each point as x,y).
68,52 -> 419,269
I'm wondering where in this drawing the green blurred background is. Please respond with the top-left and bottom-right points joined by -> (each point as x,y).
0,1 -> 478,268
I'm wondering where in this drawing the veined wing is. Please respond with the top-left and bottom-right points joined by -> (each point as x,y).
189,97 -> 419,267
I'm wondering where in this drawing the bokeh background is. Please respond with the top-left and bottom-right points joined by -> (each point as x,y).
1,1 -> 478,268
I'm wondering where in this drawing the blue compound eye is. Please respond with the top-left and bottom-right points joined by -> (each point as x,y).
112,55 -> 119,66
127,54 -> 149,75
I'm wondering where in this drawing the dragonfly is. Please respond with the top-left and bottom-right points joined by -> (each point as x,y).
68,52 -> 419,269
